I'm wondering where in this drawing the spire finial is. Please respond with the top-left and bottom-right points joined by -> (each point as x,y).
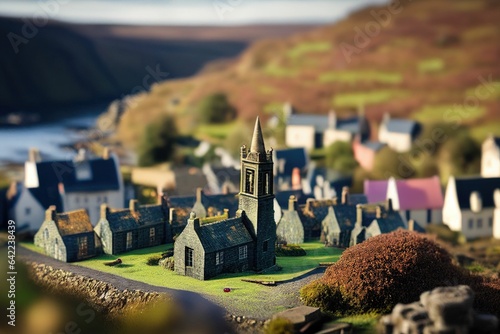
250,116 -> 265,153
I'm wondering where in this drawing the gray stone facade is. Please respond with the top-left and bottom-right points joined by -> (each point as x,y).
379,285 -> 498,334
174,117 -> 276,279
277,196 -> 304,244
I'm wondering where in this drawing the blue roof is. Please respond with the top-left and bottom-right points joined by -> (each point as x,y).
287,114 -> 330,132
336,117 -> 361,134
454,176 -> 500,209
274,148 -> 308,176
386,119 -> 419,135
275,189 -> 313,209
362,141 -> 386,152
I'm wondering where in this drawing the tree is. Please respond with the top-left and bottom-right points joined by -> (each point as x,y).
371,146 -> 409,179
137,115 -> 177,166
197,92 -> 237,124
325,141 -> 358,175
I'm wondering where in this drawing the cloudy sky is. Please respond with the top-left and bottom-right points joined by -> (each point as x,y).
0,0 -> 388,25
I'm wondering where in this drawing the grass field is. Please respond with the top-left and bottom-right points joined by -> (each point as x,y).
22,241 -> 343,315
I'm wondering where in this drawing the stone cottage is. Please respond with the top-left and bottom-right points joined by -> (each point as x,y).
174,117 -> 276,280
34,206 -> 97,262
276,196 -> 304,244
95,199 -> 167,255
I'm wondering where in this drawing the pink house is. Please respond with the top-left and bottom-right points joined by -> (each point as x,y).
352,140 -> 385,171
364,176 -> 444,226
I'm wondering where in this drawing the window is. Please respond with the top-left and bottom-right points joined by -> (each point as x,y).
468,219 -> 474,230
43,228 -> 49,240
126,232 -> 133,250
185,247 -> 194,267
245,169 -> 254,194
25,208 -> 31,215
265,173 -> 272,195
239,245 -> 248,260
489,217 -> 493,228
149,227 -> 155,244
78,236 -> 88,257
263,240 -> 268,252
477,219 -> 483,228
216,251 -> 224,265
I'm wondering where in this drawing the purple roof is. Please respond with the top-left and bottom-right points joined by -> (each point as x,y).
364,180 -> 388,203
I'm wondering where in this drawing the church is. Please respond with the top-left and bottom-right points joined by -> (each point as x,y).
174,117 -> 276,280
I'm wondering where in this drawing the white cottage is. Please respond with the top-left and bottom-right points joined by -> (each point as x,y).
481,135 -> 500,178
443,176 -> 500,240
378,113 -> 420,153
9,148 -> 124,231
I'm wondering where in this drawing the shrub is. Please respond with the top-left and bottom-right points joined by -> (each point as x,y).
300,282 -> 347,316
264,317 -> 294,334
137,115 -> 177,167
159,257 -> 175,271
275,244 -> 306,257
146,255 -> 163,266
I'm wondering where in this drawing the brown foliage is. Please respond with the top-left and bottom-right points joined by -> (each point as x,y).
301,230 -> 500,316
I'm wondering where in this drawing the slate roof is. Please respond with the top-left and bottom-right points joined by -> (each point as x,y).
299,199 -> 336,231
454,176 -> 500,209
210,166 -> 240,190
349,194 -> 368,205
275,190 -> 314,209
331,204 -> 357,230
197,217 -> 253,253
274,148 -> 308,176
55,209 -> 93,236
361,141 -> 386,152
28,157 -> 120,210
202,192 -> 239,217
372,214 -> 406,234
494,137 -> 500,147
336,117 -> 363,134
385,119 -> 419,135
105,204 -> 166,232
287,114 -> 330,133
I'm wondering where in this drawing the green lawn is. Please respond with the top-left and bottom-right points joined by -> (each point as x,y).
413,104 -> 486,123
22,242 -> 342,315
332,90 -> 408,108
287,41 -> 332,59
196,121 -> 238,140
418,58 -> 445,74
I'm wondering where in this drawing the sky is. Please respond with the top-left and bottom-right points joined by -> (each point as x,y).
0,0 -> 389,26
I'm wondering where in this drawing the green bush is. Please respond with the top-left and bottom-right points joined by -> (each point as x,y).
146,254 -> 163,266
264,317 -> 294,334
159,257 -> 175,271
137,115 -> 177,167
275,244 -> 306,257
300,282 -> 347,315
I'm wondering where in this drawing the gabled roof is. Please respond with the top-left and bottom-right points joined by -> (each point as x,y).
275,190 -> 313,210
331,205 -> 357,230
454,176 -> 500,209
393,177 -> 444,210
287,114 -> 330,133
105,204 -> 166,232
349,194 -> 368,205
202,192 -> 239,217
385,119 -> 419,135
299,199 -> 336,230
364,179 -> 388,203
105,210 -> 140,232
54,209 -> 93,236
197,217 -> 253,253
274,148 -> 308,176
28,157 -> 120,210
360,141 -> 386,152
372,214 -> 406,234
336,117 -> 363,134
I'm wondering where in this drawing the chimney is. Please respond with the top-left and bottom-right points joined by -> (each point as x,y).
328,110 -> 337,129
58,182 -> 65,195
29,148 -> 41,163
291,168 -> 301,190
288,195 -> 297,211
223,208 -> 229,218
341,186 -> 350,205
196,187 -> 203,203
188,211 -> 200,230
408,219 -> 415,232
385,198 -> 393,212
306,198 -> 314,212
45,205 -> 56,221
169,208 -> 176,223
102,147 -> 110,160
356,204 -> 363,227
129,199 -> 139,212
100,203 -> 109,220
376,206 -> 382,219
221,183 -> 230,195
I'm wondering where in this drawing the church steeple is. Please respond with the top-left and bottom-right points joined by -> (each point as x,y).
250,116 -> 265,154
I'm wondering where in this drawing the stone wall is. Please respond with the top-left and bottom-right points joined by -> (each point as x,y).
379,285 -> 498,334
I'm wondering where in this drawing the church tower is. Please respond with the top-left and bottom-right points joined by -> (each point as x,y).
239,117 -> 276,271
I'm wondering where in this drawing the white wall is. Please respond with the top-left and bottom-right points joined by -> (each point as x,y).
460,209 -> 494,240
286,126 -> 315,150
443,177 -> 462,232
323,129 -> 352,147
64,190 -> 123,225
481,143 -> 500,178
379,128 -> 412,153
12,188 -> 46,231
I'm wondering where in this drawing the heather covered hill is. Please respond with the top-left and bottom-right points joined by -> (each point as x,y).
116,0 -> 500,147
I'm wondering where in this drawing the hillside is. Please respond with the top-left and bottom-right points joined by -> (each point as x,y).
116,0 -> 500,147
0,16 -> 313,117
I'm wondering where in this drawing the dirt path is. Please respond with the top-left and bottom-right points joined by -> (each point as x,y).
18,246 -> 324,320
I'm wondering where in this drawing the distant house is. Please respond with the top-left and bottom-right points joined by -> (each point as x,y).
276,196 -> 304,244
202,164 -> 240,194
364,176 -> 444,226
481,135 -> 500,178
273,147 -> 308,189
285,110 -> 369,150
174,117 -> 276,280
95,199 -> 167,255
352,139 -> 386,171
34,206 -> 97,262
10,148 -> 124,231
443,176 -> 500,240
378,113 -> 420,153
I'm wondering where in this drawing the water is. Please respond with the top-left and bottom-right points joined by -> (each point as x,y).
0,107 -> 103,165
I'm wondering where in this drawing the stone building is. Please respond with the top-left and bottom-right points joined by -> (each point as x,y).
34,206 -> 97,262
174,117 -> 276,280
276,196 -> 304,244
